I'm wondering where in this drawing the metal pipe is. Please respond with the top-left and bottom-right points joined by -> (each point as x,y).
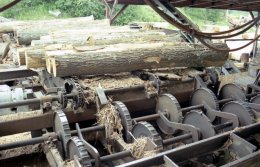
0,133 -> 56,151
0,98 -> 41,109
213,122 -> 233,131
180,104 -> 204,112
133,113 -> 160,122
99,150 -> 131,163
71,125 -> 105,135
162,133 -> 192,146
218,98 -> 233,104
0,93 -> 74,109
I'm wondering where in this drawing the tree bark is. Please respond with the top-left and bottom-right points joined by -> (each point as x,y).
45,42 -> 229,77
31,29 -> 179,47
15,19 -> 109,45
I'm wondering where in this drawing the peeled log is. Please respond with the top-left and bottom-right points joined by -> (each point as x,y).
46,42 -> 229,77
25,49 -> 46,69
17,48 -> 26,66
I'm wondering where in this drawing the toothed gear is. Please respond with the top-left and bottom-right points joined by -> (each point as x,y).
219,83 -> 246,102
156,93 -> 183,135
53,110 -> 71,158
113,101 -> 133,143
73,82 -> 85,110
251,94 -> 260,104
190,88 -> 219,122
132,121 -> 163,150
67,137 -> 92,167
65,78 -> 85,110
183,110 -> 215,140
221,101 -> 255,126
58,88 -> 68,108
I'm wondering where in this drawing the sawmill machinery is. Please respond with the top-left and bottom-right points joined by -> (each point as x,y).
0,0 -> 259,167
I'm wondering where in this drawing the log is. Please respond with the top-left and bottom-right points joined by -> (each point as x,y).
26,31 -> 179,69
32,31 -> 179,47
0,42 -> 10,60
0,16 -> 94,33
17,48 -> 26,66
25,49 -> 46,69
46,42 -> 229,77
15,19 -> 110,45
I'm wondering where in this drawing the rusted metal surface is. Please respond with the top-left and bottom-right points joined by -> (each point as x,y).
106,0 -> 260,11
0,0 -> 22,13
0,66 -> 38,80
116,122 -> 260,167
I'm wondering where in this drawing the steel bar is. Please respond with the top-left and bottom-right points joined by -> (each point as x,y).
0,109 -> 96,137
116,122 -> 260,167
221,150 -> 260,167
0,132 -> 56,151
71,125 -> 105,135
214,122 -> 233,131
162,133 -> 192,146
0,0 -> 22,13
180,104 -> 204,112
0,66 -> 38,80
0,94 -> 73,109
106,0 -> 260,11
218,98 -> 233,104
97,150 -> 131,163
133,113 -> 160,122
0,98 -> 41,109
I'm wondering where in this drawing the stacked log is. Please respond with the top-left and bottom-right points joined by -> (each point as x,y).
0,16 -> 229,77
45,42 -> 228,77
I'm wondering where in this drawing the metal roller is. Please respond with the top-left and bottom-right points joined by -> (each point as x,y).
53,110 -> 71,158
132,121 -> 163,150
113,101 -> 133,143
190,88 -> 219,122
156,94 -> 183,135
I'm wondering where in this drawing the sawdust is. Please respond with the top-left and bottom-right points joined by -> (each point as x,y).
81,73 -> 144,90
96,103 -> 123,138
0,110 -> 43,159
0,132 -> 42,160
220,137 -> 238,161
112,133 -> 156,159
97,103 -> 156,159
0,110 -> 43,122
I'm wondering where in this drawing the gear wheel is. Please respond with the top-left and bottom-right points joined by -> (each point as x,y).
219,83 -> 246,101
113,101 -> 133,143
58,88 -> 68,108
53,110 -> 71,158
156,93 -> 183,135
132,121 -> 163,150
190,88 -> 219,122
67,137 -> 92,167
251,94 -> 260,104
73,82 -> 85,110
65,78 -> 85,110
183,110 -> 215,140
221,101 -> 255,126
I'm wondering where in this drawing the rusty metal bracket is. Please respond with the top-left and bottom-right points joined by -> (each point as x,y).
158,111 -> 199,142
76,123 -> 101,167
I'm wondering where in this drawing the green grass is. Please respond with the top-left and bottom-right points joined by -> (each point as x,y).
0,0 -> 64,20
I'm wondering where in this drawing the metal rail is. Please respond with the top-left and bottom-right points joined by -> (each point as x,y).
116,122 -> 260,167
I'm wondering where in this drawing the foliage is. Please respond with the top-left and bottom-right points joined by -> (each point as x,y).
0,0 -> 248,27
181,8 -> 227,26
54,0 -> 106,19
